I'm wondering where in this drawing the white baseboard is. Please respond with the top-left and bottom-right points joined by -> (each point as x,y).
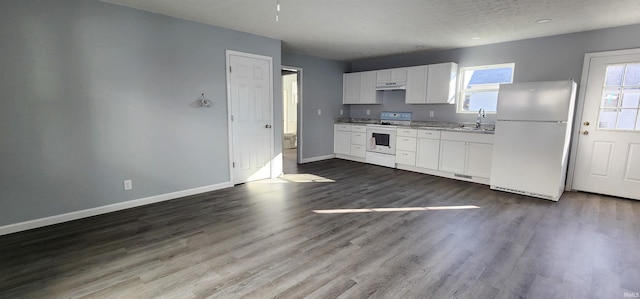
0,182 -> 233,236
300,154 -> 335,164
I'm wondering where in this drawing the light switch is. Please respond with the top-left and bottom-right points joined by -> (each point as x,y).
430,111 -> 435,117
318,109 -> 322,116
340,109 -> 343,115
366,109 -> 370,115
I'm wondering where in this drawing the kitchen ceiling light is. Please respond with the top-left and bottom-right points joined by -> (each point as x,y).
536,19 -> 551,23
275,0 -> 280,21
471,37 -> 481,40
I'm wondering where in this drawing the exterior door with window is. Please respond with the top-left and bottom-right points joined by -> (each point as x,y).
572,50 -> 640,200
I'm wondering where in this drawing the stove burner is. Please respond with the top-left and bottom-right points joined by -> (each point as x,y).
380,121 -> 392,125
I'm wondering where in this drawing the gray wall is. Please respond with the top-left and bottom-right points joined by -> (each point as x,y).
350,24 -> 640,124
281,51 -> 350,160
0,0 -> 281,226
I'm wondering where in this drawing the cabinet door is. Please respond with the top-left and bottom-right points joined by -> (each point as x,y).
377,69 -> 391,84
343,73 -> 360,104
396,136 -> 417,152
439,140 -> 466,174
351,132 -> 366,146
377,68 -> 407,84
426,62 -> 458,104
351,144 -> 366,158
406,65 -> 428,104
360,71 -> 378,104
396,150 -> 416,166
466,142 -> 493,178
391,68 -> 407,82
416,138 -> 440,170
334,129 -> 351,155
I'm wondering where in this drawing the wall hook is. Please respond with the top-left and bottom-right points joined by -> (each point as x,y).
198,93 -> 211,108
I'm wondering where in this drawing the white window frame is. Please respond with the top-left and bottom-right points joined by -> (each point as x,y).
456,63 -> 515,114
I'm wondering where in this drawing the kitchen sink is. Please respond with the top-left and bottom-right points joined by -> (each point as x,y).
452,126 -> 494,132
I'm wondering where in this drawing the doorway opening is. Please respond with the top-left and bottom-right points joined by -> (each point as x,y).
282,67 -> 301,174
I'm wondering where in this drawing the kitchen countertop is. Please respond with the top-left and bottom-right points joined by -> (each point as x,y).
334,118 -> 495,134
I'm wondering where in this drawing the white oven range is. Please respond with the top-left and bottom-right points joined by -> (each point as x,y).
365,112 -> 412,168
366,124 -> 397,168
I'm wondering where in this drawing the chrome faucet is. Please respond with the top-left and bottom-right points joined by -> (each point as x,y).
475,108 -> 485,128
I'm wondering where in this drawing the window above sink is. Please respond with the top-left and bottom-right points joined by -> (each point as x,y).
457,63 -> 515,114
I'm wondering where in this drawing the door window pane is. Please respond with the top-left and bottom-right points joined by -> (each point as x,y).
605,65 -> 624,86
601,88 -> 620,107
617,109 -> 638,130
599,63 -> 640,130
621,88 -> 640,108
623,63 -> 640,86
598,109 -> 618,129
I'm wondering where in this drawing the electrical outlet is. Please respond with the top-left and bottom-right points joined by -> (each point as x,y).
340,109 -> 343,115
366,109 -> 370,115
430,111 -> 435,117
124,180 -> 132,191
318,109 -> 321,116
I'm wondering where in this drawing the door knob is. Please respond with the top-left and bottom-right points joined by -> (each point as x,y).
265,124 -> 272,128
583,121 -> 590,126
583,131 -> 589,135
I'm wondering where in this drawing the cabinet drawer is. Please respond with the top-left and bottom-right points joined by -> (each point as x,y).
351,132 -> 366,145
418,129 -> 441,139
335,124 -> 351,132
351,125 -> 367,133
396,150 -> 416,166
397,128 -> 418,137
351,145 -> 366,158
396,137 -> 417,152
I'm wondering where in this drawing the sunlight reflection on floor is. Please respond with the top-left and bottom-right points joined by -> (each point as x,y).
313,205 -> 481,214
249,173 -> 335,184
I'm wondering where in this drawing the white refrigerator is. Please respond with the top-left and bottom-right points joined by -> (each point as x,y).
490,80 -> 577,201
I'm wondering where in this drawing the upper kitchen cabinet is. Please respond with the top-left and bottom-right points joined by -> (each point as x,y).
343,73 -> 360,104
427,62 -> 458,104
343,71 -> 381,104
405,65 -> 428,104
376,68 -> 407,85
405,62 -> 458,104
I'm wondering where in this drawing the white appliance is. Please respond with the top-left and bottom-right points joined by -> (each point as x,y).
490,80 -> 577,201
365,112 -> 412,168
367,125 -> 397,155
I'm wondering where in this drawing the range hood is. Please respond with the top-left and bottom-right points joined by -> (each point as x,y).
376,82 -> 406,91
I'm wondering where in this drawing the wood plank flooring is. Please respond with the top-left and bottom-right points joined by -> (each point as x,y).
1,158 -> 639,298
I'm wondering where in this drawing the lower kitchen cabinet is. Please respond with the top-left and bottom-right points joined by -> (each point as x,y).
350,125 -> 367,158
466,142 -> 493,178
334,125 -> 495,184
439,140 -> 467,174
439,132 -> 494,179
415,129 -> 440,170
334,124 -> 351,155
416,138 -> 440,170
396,150 -> 416,165
396,129 -> 418,166
351,144 -> 366,158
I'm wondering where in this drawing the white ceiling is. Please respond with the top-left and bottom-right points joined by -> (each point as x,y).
101,0 -> 640,61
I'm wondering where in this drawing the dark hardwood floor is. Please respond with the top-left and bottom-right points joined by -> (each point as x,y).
1,158 -> 639,298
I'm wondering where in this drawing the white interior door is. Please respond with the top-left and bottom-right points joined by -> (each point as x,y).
572,50 -> 640,200
227,51 -> 273,184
